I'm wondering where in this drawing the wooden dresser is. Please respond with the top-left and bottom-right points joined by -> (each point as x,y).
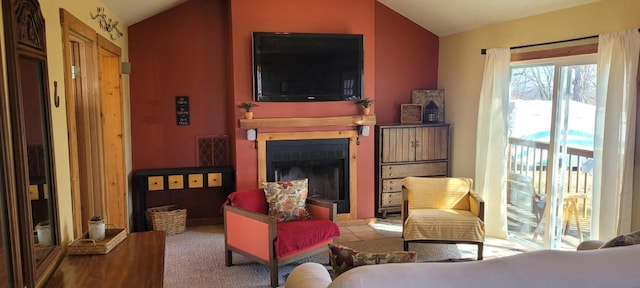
374,123 -> 450,218
47,231 -> 165,287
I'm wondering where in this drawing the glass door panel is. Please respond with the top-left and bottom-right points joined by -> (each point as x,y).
507,60 -> 596,250
546,63 -> 596,249
507,64 -> 554,248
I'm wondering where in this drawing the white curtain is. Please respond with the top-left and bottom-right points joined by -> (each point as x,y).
592,29 -> 640,239
475,48 -> 511,238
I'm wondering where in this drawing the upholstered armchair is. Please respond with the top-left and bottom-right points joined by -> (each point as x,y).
223,188 -> 340,288
401,177 -> 485,260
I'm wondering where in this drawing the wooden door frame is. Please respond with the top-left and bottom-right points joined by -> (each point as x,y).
60,9 -> 125,236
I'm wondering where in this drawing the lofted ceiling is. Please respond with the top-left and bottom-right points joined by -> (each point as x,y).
102,0 -> 600,36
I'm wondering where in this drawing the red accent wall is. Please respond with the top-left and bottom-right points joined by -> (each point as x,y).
375,3 -> 439,124
129,0 -> 229,170
128,0 -> 439,219
229,0 -> 376,218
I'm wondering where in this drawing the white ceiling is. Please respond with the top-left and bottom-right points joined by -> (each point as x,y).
377,0 -> 601,36
101,0 -> 188,26
102,0 -> 601,36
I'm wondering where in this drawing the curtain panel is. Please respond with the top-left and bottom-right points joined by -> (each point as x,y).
475,48 -> 511,238
593,29 -> 640,239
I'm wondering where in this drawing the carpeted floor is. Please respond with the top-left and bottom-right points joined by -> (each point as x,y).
164,225 -> 465,288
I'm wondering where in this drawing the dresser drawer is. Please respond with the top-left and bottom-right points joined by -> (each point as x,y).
168,175 -> 184,189
188,174 -> 204,188
147,176 -> 164,191
208,173 -> 222,187
381,162 -> 447,179
380,192 -> 402,207
382,179 -> 403,193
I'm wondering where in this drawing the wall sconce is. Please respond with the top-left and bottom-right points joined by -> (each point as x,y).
91,7 -> 123,41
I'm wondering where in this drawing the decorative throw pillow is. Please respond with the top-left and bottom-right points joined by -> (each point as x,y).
263,179 -> 312,222
599,230 -> 640,248
328,243 -> 417,277
225,189 -> 268,214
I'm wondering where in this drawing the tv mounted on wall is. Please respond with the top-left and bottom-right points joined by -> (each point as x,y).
252,32 -> 364,102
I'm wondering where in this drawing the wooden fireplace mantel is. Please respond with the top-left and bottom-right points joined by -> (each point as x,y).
239,115 -> 376,129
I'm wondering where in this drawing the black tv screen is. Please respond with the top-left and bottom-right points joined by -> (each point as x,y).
253,32 -> 364,102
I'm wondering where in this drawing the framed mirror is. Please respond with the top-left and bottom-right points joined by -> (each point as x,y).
20,56 -> 54,265
1,0 -> 63,286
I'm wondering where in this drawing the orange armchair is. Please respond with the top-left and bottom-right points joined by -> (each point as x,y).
223,189 -> 340,287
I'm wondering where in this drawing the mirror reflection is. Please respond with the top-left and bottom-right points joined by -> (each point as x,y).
20,56 -> 52,264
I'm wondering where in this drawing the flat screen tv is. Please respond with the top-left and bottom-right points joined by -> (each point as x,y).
253,32 -> 364,102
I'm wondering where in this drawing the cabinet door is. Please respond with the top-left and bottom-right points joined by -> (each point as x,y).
415,125 -> 449,161
380,127 -> 417,163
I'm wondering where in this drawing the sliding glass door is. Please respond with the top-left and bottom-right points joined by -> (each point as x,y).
507,55 -> 597,249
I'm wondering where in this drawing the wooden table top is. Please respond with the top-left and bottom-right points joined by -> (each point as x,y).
46,231 -> 165,287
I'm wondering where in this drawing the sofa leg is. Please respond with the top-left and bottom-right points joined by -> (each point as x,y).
403,240 -> 409,251
477,243 -> 484,260
225,249 -> 232,266
270,261 -> 279,288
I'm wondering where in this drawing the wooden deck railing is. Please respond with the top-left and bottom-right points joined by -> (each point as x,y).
508,137 -> 593,196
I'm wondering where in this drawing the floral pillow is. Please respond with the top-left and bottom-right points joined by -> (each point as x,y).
328,243 -> 418,277
263,179 -> 312,222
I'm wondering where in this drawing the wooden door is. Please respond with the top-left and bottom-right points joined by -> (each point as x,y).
65,32 -> 106,236
98,36 -> 126,229
380,126 -> 417,163
415,125 -> 449,161
61,10 -> 126,235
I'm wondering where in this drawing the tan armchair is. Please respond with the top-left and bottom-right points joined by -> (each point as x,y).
402,177 -> 485,260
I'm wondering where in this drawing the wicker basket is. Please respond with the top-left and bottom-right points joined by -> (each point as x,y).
145,205 -> 187,236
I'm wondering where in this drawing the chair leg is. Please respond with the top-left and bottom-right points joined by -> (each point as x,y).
225,249 -> 232,266
270,261 -> 279,288
477,243 -> 484,260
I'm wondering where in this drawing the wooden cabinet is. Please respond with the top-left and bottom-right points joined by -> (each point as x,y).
375,123 -> 450,217
132,166 -> 235,231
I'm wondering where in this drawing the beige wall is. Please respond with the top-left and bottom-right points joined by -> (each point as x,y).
439,0 -> 640,230
1,0 -> 130,243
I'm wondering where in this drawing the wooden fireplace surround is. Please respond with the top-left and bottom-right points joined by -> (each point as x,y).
240,114 -> 377,221
257,130 -> 359,221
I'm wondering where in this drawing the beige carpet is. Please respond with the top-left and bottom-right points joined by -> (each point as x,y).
164,225 -> 463,288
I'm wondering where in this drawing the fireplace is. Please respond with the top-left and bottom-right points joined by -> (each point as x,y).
266,139 -> 350,214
